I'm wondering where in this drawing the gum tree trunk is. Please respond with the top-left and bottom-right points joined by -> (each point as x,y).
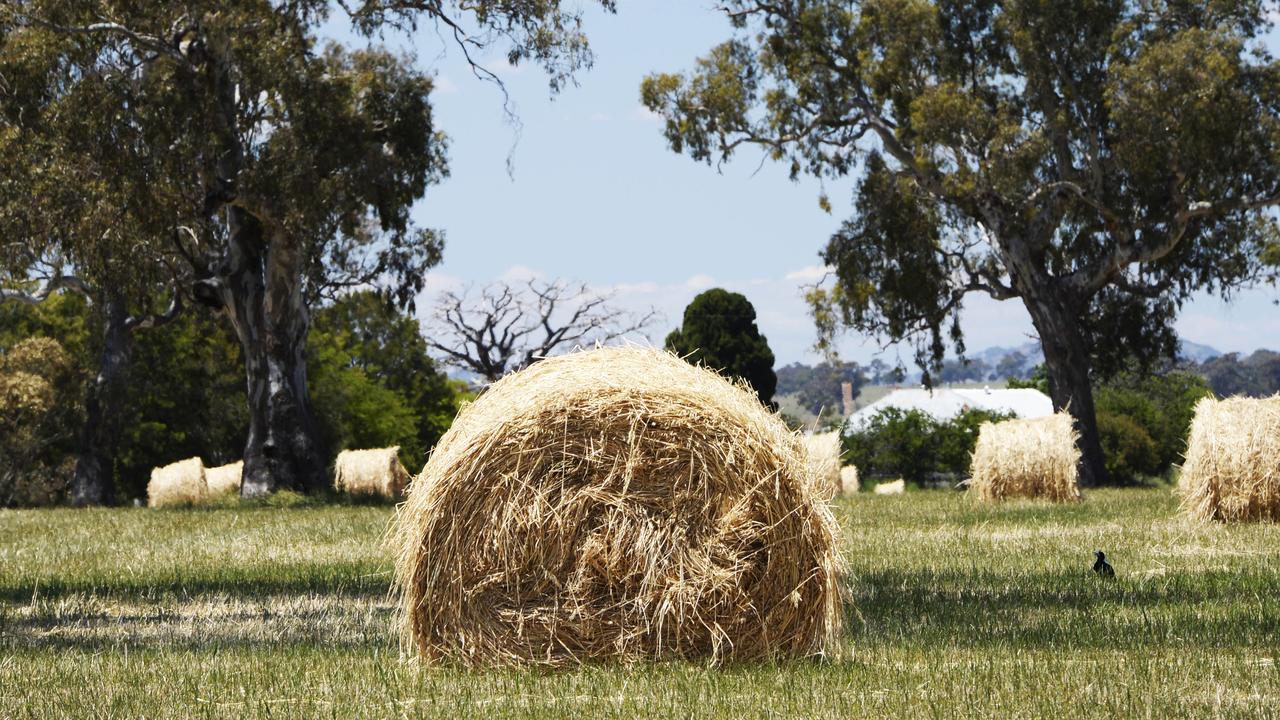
71,294 -> 130,506
207,208 -> 325,496
1021,291 -> 1109,488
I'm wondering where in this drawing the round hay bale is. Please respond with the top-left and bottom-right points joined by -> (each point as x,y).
840,465 -> 860,495
873,478 -> 905,495
802,431 -> 842,500
968,413 -> 1082,503
334,447 -> 409,499
1178,395 -> 1280,522
147,457 -> 207,508
391,347 -> 843,666
205,461 -> 244,498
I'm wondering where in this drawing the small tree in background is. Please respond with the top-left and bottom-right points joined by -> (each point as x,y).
428,279 -> 658,382
666,289 -> 778,408
0,337 -> 79,506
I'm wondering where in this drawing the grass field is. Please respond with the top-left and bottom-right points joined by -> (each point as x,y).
3,488 -> 1279,718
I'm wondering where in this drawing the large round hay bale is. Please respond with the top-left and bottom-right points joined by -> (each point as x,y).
205,461 -> 243,498
391,347 -> 843,666
802,431 -> 842,500
147,457 -> 207,508
334,447 -> 409,499
968,414 -> 1081,503
1178,395 -> 1280,522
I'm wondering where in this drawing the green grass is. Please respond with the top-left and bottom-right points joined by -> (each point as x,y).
3,488 -> 1279,718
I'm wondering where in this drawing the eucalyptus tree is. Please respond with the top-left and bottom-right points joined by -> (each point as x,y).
642,0 -> 1280,485
3,0 -> 614,495
0,67 -> 184,505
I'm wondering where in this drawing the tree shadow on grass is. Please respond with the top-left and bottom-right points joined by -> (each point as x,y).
844,567 -> 1280,650
0,563 -> 393,603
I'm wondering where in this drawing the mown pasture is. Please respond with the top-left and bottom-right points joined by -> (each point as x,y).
2,488 -> 1278,719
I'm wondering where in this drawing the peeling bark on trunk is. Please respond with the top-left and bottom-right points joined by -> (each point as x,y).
207,208 -> 325,496
1021,292 -> 1109,488
71,294 -> 130,506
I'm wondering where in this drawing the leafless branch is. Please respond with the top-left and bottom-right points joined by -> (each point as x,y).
426,278 -> 660,382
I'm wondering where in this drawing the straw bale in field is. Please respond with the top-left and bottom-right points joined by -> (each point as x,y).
1178,396 -> 1280,523
840,465 -> 860,495
147,457 -> 207,508
968,413 -> 1081,503
392,346 -> 843,667
205,461 -> 243,497
334,447 -> 410,498
873,479 -> 905,495
802,431 -> 842,500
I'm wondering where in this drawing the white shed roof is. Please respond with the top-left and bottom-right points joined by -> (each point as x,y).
843,387 -> 1053,432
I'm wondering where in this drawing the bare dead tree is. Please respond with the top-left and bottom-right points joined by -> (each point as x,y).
427,279 -> 660,382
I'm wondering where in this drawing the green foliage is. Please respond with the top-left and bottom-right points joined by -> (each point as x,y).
0,335 -> 79,506
1093,370 -> 1214,481
1095,411 -> 1161,485
644,0 -> 1280,485
665,288 -> 778,407
843,407 -> 1011,485
112,310 -> 249,502
309,291 -> 465,471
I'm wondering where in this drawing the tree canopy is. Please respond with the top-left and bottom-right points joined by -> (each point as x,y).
666,288 -> 778,407
643,0 -> 1280,485
2,0 -> 616,498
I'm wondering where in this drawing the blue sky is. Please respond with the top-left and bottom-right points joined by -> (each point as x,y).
337,2 -> 1280,366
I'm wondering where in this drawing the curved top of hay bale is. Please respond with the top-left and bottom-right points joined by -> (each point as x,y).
392,346 -> 843,666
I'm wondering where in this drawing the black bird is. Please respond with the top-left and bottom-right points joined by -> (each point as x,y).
1092,550 -> 1115,578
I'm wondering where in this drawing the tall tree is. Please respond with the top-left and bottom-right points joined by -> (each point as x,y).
3,0 -> 614,496
642,0 -> 1280,485
0,51 -> 186,506
666,288 -> 778,407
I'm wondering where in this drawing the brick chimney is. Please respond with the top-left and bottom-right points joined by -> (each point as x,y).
841,381 -> 855,417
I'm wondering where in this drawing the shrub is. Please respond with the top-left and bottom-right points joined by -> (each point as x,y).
1096,410 -> 1161,484
843,407 -> 1011,486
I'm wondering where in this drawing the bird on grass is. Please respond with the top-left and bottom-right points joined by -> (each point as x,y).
1092,550 -> 1115,578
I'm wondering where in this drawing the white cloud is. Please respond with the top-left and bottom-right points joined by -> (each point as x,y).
499,264 -> 544,283
684,273 -> 717,290
433,74 -> 459,95
488,57 -> 526,77
632,104 -> 662,124
421,271 -> 464,295
611,281 -> 661,295
783,265 -> 830,283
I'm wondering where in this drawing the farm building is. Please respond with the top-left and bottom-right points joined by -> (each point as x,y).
843,387 -> 1053,432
